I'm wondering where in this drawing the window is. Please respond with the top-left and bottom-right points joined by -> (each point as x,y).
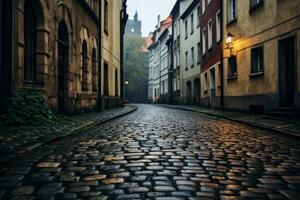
185,20 -> 188,39
190,14 -> 194,34
251,46 -> 264,74
104,63 -> 109,96
228,0 -> 237,22
82,40 -> 88,91
204,73 -> 208,92
197,6 -> 200,26
185,51 -> 188,70
115,70 -> 118,96
24,0 -> 37,82
191,47 -> 195,68
202,28 -> 206,55
197,42 -> 201,63
216,11 -> 221,42
250,0 -> 263,10
202,0 -> 206,15
208,20 -> 212,49
104,0 -> 108,33
92,48 -> 97,92
228,56 -> 237,78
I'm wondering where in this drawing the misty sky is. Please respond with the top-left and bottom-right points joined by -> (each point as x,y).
127,0 -> 177,37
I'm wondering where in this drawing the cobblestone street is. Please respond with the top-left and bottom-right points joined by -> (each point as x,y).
1,104 -> 300,200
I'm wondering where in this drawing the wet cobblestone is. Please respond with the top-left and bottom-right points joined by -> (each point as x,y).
0,104 -> 300,199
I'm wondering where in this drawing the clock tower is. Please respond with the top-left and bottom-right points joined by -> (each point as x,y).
125,11 -> 142,37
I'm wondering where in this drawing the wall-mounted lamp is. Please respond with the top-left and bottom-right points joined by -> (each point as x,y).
225,32 -> 235,56
125,81 -> 129,85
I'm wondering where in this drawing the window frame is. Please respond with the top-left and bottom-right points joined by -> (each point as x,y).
185,20 -> 188,39
250,46 -> 264,75
191,47 -> 195,68
202,0 -> 206,15
190,13 -> 194,34
207,19 -> 213,49
228,0 -> 237,24
104,0 -> 109,34
250,0 -> 264,11
185,51 -> 188,71
202,28 -> 206,55
228,56 -> 237,79
216,11 -> 221,42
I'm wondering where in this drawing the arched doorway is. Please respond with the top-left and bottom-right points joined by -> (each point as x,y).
193,78 -> 200,105
0,0 -> 12,114
57,21 -> 69,113
186,81 -> 192,104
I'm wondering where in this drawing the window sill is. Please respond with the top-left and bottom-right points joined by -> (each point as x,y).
249,2 -> 264,13
227,18 -> 237,26
227,76 -> 237,80
249,71 -> 264,77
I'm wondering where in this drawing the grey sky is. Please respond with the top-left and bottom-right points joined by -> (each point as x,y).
127,0 -> 177,37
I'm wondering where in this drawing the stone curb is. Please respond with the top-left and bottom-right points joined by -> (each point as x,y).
0,105 -> 137,163
158,104 -> 300,140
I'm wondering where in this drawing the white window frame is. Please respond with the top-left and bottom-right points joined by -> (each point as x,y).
228,0 -> 237,22
216,11 -> 221,42
202,0 -> 206,15
208,19 -> 212,49
185,51 -> 188,70
202,28 -> 206,55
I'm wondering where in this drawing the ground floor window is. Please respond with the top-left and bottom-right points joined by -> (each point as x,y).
228,56 -> 237,78
251,46 -> 264,74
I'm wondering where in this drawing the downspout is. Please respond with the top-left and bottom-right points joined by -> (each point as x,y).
220,0 -> 225,110
97,0 -> 102,111
120,0 -> 128,104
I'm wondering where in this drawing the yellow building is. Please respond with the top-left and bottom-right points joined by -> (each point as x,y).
223,0 -> 300,113
101,0 -> 127,108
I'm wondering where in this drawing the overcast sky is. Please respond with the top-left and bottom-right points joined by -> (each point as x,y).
127,0 -> 177,37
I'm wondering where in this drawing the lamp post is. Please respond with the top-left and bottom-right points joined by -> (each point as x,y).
225,32 -> 235,56
124,81 -> 129,101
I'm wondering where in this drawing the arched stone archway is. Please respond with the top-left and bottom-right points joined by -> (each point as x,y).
57,21 -> 69,114
54,3 -> 73,112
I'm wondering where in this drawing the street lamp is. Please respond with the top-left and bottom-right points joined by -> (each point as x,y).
124,81 -> 129,101
125,81 -> 129,85
225,32 -> 235,56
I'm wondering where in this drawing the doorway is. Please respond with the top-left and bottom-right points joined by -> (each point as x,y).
57,21 -> 69,113
0,0 -> 12,114
279,36 -> 296,107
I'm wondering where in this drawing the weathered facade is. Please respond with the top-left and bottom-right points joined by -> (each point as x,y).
180,0 -> 201,104
101,0 -> 126,108
0,0 -> 127,114
223,0 -> 300,112
200,0 -> 223,108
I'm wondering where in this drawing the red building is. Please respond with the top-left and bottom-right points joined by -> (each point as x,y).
199,0 -> 224,108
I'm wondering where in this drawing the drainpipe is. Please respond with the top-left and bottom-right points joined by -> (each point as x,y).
120,0 -> 128,104
97,0 -> 102,111
220,0 -> 225,110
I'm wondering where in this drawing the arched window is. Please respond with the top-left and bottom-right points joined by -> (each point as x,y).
82,40 -> 88,91
92,48 -> 97,92
24,0 -> 37,82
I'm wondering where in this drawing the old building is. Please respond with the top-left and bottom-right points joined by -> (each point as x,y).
180,0 -> 201,104
170,0 -> 181,104
125,11 -> 142,37
101,0 -> 127,108
148,16 -> 172,103
0,0 -> 127,114
223,0 -> 300,113
200,0 -> 223,108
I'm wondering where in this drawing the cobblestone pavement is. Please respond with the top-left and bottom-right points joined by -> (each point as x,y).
0,105 -> 136,159
0,104 -> 300,200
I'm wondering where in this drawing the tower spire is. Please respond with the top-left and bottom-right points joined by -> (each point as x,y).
134,10 -> 138,21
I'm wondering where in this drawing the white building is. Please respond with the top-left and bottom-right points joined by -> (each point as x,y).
148,16 -> 172,103
180,0 -> 201,104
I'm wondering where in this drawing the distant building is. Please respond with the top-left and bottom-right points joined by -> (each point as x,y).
125,11 -> 142,37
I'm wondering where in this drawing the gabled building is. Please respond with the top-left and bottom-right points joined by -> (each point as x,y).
200,0 -> 223,109
148,16 -> 172,103
223,0 -> 300,113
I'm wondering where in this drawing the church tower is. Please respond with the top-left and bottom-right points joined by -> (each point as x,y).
125,11 -> 142,37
